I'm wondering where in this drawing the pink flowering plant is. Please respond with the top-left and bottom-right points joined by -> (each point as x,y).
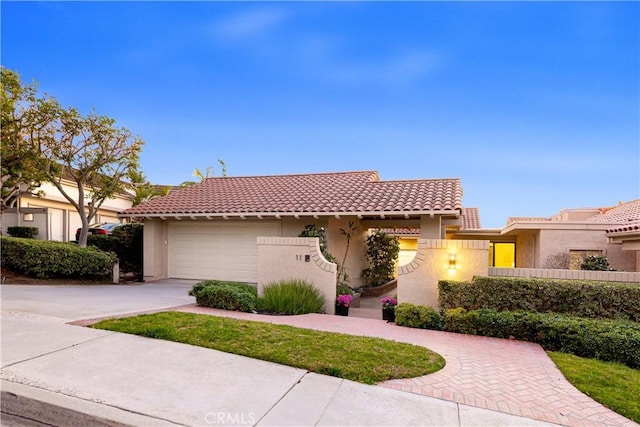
380,296 -> 398,309
336,294 -> 353,307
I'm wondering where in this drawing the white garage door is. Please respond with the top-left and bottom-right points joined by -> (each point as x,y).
169,221 -> 281,282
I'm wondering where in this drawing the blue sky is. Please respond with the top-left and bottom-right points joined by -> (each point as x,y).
2,1 -> 638,228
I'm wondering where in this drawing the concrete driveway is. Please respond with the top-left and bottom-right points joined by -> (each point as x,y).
0,279 -> 197,321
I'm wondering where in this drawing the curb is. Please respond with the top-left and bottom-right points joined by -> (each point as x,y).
1,380 -> 181,427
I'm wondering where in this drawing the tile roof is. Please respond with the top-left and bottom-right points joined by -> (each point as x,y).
461,207 -> 481,229
606,220 -> 640,234
122,171 -> 463,217
373,208 -> 481,236
588,199 -> 640,223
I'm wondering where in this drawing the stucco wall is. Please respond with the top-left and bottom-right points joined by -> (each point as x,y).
515,233 -> 537,268
281,217 -> 328,238
398,239 -> 489,309
257,237 -> 337,314
1,209 -> 48,240
539,229 -> 636,271
327,216 -> 367,287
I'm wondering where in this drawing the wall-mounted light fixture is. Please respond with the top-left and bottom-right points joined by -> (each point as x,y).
448,253 -> 457,273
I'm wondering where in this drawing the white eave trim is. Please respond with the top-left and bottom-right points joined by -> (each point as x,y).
118,209 -> 461,220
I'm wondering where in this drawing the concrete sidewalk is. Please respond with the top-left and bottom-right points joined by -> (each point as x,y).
1,311 -> 554,427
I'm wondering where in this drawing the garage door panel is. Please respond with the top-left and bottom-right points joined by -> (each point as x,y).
169,221 -> 280,282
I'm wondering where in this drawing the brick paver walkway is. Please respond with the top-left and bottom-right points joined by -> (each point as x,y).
174,304 -> 636,427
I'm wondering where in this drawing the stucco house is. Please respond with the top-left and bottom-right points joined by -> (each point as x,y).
120,171 -> 466,284
450,199 -> 640,272
1,178 -> 133,242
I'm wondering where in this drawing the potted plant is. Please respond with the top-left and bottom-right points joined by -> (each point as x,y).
380,296 -> 397,322
335,294 -> 353,316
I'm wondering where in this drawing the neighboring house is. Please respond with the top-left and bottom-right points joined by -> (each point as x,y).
120,171 -> 464,284
451,199 -> 640,272
1,179 -> 133,242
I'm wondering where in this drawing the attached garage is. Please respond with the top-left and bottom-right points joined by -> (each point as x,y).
169,221 -> 281,282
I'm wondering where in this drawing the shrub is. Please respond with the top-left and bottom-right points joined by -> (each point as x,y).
395,303 -> 443,330
86,223 -> 143,279
7,226 -> 39,238
258,279 -> 326,315
439,276 -> 640,322
87,234 -> 119,254
1,236 -> 115,279
443,308 -> 640,369
336,283 -> 354,296
361,231 -> 400,287
111,223 -> 143,277
580,255 -> 611,271
189,280 -> 257,312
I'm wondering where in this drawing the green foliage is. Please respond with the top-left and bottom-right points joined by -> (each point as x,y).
189,280 -> 257,312
580,254 -> 611,271
1,67 -> 52,209
86,223 -> 143,278
94,311 -> 445,385
298,224 -> 336,262
1,236 -> 115,279
361,231 -> 400,287
439,276 -> 640,321
87,234 -> 119,254
6,226 -> 39,238
443,308 -> 640,369
258,279 -> 326,315
395,303 -> 443,330
111,223 -> 143,277
336,283 -> 354,296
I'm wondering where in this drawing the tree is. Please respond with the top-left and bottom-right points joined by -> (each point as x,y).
182,159 -> 227,186
129,169 -> 170,206
1,67 -> 57,208
38,107 -> 144,247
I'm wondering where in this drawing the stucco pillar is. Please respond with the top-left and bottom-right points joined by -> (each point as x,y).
327,216 -> 367,287
143,218 -> 168,281
398,239 -> 489,309
420,216 -> 442,239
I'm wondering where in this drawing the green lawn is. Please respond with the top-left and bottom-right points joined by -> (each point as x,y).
548,351 -> 640,423
93,311 -> 445,384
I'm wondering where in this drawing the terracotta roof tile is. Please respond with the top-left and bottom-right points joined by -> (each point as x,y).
461,207 -> 481,229
606,220 -> 640,234
122,171 -> 463,217
588,199 -> 640,223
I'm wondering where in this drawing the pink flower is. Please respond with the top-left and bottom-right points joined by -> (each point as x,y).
380,296 -> 397,308
336,294 -> 353,307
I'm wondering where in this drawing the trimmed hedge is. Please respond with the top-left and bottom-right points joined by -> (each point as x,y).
189,280 -> 257,312
444,308 -> 640,369
439,276 -> 640,322
1,236 -> 116,279
395,303 -> 443,330
7,226 -> 39,238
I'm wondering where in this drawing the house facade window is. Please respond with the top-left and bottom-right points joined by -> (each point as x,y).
568,249 -> 603,270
